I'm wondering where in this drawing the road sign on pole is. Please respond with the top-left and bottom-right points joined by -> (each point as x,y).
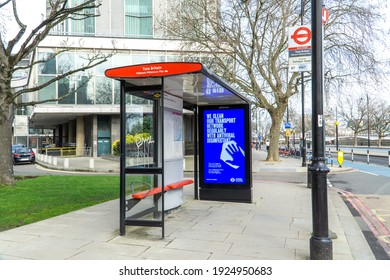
288,25 -> 312,72
322,7 -> 330,24
289,26 -> 312,49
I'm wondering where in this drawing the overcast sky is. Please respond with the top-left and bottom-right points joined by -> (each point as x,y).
10,0 -> 45,33
3,0 -> 390,104
2,0 -> 45,48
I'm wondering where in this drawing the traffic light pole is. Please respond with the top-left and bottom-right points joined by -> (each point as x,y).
309,0 -> 333,260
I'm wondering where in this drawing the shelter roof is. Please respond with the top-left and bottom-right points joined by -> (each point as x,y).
105,62 -> 249,106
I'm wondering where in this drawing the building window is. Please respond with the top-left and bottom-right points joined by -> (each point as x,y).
114,80 -> 120,104
38,76 -> 56,102
95,77 -> 112,104
58,77 -> 75,104
125,0 -> 153,38
38,52 -> 56,75
58,52 -> 75,74
76,75 -> 94,104
37,52 -> 56,103
50,0 -> 95,35
71,0 -> 96,35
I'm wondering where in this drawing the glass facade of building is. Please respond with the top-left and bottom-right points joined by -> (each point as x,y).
35,50 -> 206,105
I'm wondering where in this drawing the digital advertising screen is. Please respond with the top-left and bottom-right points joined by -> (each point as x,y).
200,106 -> 249,187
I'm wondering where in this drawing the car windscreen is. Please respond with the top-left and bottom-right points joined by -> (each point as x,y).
12,145 -> 23,152
15,148 -> 31,153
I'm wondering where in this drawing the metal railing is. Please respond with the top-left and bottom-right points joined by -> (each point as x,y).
40,147 -> 92,157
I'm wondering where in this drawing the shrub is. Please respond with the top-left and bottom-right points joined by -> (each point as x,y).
112,133 -> 151,155
112,139 -> 120,155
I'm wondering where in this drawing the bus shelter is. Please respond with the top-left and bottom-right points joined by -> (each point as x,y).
105,62 -> 252,237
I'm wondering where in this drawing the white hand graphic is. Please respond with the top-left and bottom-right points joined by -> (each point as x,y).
220,140 -> 245,169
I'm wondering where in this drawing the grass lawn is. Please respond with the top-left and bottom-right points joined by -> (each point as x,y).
0,175 -> 119,232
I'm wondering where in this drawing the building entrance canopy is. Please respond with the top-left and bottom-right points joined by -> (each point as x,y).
105,62 -> 252,237
105,62 -> 249,106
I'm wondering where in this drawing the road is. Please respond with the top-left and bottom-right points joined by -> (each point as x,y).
326,147 -> 390,259
328,165 -> 390,259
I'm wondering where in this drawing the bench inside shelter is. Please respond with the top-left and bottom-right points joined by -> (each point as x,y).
125,179 -> 194,219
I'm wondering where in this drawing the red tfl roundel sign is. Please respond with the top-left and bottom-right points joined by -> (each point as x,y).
291,26 -> 312,45
288,25 -> 312,72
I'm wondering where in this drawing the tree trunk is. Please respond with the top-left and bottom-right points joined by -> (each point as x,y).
266,106 -> 286,161
353,133 -> 358,147
0,94 -> 15,186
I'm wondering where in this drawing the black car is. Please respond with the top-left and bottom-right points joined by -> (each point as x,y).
13,148 -> 36,164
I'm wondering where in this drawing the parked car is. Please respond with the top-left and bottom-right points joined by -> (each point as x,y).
13,148 -> 35,165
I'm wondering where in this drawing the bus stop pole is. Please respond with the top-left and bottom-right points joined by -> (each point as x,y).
301,0 -> 307,167
309,0 -> 333,260
119,81 -> 126,236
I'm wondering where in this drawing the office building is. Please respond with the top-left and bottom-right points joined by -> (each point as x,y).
23,0 -> 208,156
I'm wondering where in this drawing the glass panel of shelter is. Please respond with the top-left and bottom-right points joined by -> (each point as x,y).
123,89 -> 164,227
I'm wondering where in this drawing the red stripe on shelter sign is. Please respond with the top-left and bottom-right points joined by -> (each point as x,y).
105,62 -> 203,79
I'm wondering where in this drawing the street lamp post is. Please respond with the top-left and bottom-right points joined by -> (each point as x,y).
335,105 -> 339,151
309,0 -> 333,260
335,121 -> 339,151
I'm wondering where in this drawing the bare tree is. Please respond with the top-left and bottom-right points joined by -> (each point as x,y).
164,0 -> 387,161
370,98 -> 390,147
286,105 -> 312,138
323,1 -> 388,103
0,0 -> 113,186
339,95 -> 367,146
252,107 -> 271,145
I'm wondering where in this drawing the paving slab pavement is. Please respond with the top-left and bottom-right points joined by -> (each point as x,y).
0,150 -> 375,260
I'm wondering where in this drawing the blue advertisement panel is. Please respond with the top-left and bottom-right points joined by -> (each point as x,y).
202,107 -> 246,185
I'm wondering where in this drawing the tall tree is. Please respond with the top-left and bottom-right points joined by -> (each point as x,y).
0,0 -> 111,186
164,0 -> 387,161
285,105 -> 312,145
371,98 -> 390,147
339,95 -> 367,146
252,106 -> 271,145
